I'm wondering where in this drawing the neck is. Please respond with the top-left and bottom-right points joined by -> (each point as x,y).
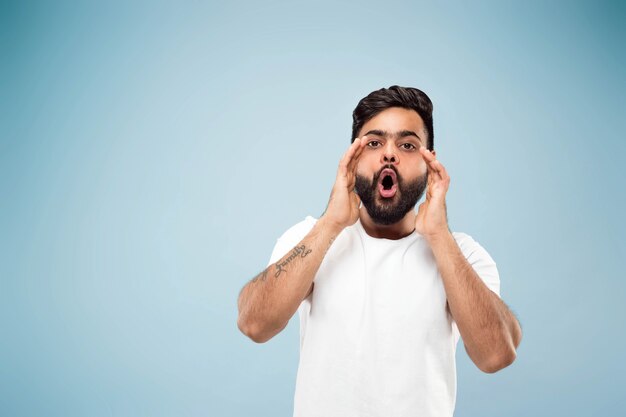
358,206 -> 416,240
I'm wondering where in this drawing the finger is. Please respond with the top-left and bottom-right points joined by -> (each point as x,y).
420,146 -> 436,174
348,142 -> 364,170
348,146 -> 366,174
354,136 -> 367,159
347,137 -> 367,173
340,138 -> 361,165
430,159 -> 445,182
433,159 -> 449,183
339,138 -> 362,177
419,145 -> 436,162
352,136 -> 367,158
425,157 -> 437,183
420,146 -> 445,181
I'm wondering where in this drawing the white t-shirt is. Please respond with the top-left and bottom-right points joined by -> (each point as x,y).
267,215 -> 501,417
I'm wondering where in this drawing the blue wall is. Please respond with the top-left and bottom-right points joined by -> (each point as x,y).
1,1 -> 624,415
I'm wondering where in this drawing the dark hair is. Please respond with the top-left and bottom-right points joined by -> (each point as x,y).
351,85 -> 434,151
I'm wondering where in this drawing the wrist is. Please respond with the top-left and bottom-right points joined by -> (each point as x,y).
424,227 -> 453,246
318,215 -> 346,235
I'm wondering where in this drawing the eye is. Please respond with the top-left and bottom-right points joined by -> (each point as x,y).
367,140 -> 381,147
401,143 -> 417,150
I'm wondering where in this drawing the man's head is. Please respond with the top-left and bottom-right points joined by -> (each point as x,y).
352,85 -> 434,151
352,86 -> 435,226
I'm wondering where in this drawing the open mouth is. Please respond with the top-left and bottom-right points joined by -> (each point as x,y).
378,168 -> 398,198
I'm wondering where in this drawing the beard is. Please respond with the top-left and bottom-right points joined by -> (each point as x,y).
355,166 -> 428,226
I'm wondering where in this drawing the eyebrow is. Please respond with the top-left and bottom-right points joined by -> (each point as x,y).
363,129 -> 423,143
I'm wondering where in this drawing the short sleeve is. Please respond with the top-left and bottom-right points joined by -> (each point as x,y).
266,215 -> 318,267
266,216 -> 318,345
450,232 -> 501,344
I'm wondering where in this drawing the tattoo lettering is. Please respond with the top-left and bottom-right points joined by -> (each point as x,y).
274,244 -> 313,278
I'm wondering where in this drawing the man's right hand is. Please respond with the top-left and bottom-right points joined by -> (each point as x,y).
321,137 -> 367,231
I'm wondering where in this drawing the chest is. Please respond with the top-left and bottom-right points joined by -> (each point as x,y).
310,232 -> 451,342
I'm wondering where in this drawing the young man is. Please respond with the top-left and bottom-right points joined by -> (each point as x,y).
237,85 -> 522,417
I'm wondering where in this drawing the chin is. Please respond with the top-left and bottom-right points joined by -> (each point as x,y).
377,192 -> 399,203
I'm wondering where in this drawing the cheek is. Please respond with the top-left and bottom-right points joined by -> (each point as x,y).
355,163 -> 367,178
355,156 -> 374,176
404,167 -> 426,183
415,158 -> 428,174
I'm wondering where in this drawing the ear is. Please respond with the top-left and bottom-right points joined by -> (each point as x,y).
431,150 -> 436,158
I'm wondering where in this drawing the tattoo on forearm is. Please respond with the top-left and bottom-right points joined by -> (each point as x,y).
274,244 -> 312,278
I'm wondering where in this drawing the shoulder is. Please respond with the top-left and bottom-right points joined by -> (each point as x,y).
451,231 -> 477,244
267,215 -> 318,266
452,231 -> 483,252
276,215 -> 318,243
451,230 -> 501,296
451,231 -> 496,263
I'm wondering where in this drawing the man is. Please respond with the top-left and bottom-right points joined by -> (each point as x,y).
237,85 -> 522,417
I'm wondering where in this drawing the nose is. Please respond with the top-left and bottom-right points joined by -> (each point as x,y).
380,142 -> 398,164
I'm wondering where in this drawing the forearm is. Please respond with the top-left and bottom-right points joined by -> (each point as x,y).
427,231 -> 521,372
237,216 -> 342,342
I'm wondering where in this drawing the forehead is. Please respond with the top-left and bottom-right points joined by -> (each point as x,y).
359,107 -> 426,136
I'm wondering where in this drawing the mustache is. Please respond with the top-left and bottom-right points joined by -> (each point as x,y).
373,165 -> 400,184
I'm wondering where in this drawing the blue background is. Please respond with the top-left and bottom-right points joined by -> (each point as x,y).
2,1 -> 624,416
